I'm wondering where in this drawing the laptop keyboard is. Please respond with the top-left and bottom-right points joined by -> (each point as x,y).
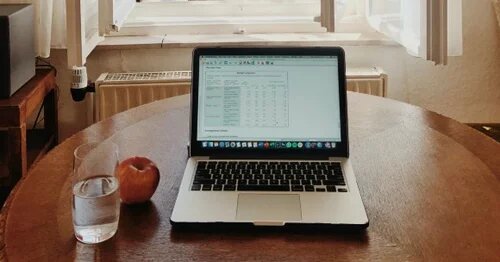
191,161 -> 348,193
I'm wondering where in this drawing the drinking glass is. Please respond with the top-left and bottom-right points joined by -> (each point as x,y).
72,142 -> 120,244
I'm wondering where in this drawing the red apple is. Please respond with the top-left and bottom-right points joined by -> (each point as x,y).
116,156 -> 160,204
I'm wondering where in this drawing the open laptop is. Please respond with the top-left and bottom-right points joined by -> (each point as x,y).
171,47 -> 369,228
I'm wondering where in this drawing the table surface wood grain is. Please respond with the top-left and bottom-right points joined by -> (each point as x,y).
1,93 -> 499,261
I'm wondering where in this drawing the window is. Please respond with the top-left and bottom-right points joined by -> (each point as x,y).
365,0 -> 462,64
66,0 -> 462,66
105,0 -> 326,35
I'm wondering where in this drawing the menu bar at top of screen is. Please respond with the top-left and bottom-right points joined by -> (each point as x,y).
200,56 -> 338,67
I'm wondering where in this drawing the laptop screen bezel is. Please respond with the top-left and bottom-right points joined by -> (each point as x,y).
190,47 -> 349,158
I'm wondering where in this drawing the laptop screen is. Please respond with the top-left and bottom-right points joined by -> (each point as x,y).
196,54 -> 341,151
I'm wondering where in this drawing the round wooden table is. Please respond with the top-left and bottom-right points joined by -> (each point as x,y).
1,93 -> 499,261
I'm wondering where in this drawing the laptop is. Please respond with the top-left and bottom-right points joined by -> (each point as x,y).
171,47 -> 369,228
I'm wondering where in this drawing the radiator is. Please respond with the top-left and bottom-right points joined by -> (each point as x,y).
346,67 -> 387,97
94,71 -> 191,121
94,67 -> 387,121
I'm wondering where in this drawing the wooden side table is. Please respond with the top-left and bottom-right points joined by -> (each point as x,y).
0,69 -> 58,190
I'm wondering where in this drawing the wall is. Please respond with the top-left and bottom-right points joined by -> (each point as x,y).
50,0 -> 500,141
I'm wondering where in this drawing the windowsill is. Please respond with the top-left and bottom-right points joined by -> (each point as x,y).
96,32 -> 398,50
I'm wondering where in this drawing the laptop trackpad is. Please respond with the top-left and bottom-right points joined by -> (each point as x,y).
236,194 -> 302,223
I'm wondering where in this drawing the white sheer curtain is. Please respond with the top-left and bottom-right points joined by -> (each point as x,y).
366,0 -> 463,64
0,0 -> 66,58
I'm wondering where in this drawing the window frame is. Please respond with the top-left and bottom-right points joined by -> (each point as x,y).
106,0 -> 334,36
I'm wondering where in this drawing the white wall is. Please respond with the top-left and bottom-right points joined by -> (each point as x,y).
50,0 -> 500,141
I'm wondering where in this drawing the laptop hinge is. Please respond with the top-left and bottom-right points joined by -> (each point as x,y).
208,155 -> 330,160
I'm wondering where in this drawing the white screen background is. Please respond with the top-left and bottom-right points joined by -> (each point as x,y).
197,55 -> 341,142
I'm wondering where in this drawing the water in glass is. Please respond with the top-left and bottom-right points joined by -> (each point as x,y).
72,174 -> 120,244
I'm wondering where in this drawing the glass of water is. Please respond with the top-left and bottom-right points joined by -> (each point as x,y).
72,142 -> 120,244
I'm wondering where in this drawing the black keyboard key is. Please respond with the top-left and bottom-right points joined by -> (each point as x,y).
250,169 -> 261,175
317,164 -> 327,170
326,186 -> 336,192
193,179 -> 215,185
212,174 -> 222,180
291,179 -> 301,185
305,185 -> 314,192
302,170 -> 312,175
338,188 -> 348,192
292,185 -> 304,192
270,179 -> 279,185
213,184 -> 223,191
191,184 -> 201,191
254,174 -> 263,180
215,179 -> 226,185
227,179 -> 236,185
194,174 -> 211,180
259,179 -> 269,185
238,185 -> 290,191
324,179 -> 345,185
237,179 -> 248,185
280,179 -> 290,185
306,174 -> 315,180
233,174 -> 243,180
196,169 -> 210,175
197,161 -> 208,168
202,185 -> 212,191
316,188 -> 326,192
244,174 -> 253,180
222,174 -> 232,180
271,169 -> 282,175
282,170 -> 292,175
240,170 -> 251,175
264,174 -> 273,180
261,169 -> 271,175
316,175 -> 326,181
324,170 -> 335,176
224,185 -> 236,191
296,174 -> 305,180
311,180 -> 322,185
325,175 -> 336,180
285,174 -> 294,180
301,180 -> 311,185
279,162 -> 289,168
275,174 -> 284,180
248,179 -> 258,185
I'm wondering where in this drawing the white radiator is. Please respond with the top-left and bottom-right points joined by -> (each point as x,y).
94,71 -> 191,121
94,67 -> 387,121
346,67 -> 387,97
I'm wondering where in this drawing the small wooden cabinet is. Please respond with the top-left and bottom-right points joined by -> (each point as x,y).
0,69 -> 58,191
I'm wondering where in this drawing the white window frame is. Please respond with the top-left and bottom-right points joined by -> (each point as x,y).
66,0 -> 103,67
99,0 -> 136,35
107,0 -> 328,36
66,0 -> 462,67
